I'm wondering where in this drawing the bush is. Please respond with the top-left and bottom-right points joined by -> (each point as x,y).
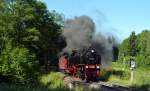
0,42 -> 38,84
136,55 -> 150,67
39,72 -> 65,89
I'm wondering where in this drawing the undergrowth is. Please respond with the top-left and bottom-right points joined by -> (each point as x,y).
102,62 -> 150,90
0,71 -> 85,91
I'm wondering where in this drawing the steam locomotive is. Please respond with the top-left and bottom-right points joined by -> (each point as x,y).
59,47 -> 101,81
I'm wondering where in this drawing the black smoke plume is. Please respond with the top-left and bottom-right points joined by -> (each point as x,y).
63,15 -> 117,66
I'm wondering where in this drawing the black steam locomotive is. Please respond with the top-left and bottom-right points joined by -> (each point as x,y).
69,47 -> 101,65
59,47 -> 101,81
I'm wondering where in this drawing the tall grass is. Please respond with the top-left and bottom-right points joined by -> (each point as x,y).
39,72 -> 65,89
0,71 -> 85,91
131,68 -> 150,90
105,62 -> 150,90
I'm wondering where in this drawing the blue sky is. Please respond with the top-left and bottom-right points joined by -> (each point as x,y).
42,0 -> 150,42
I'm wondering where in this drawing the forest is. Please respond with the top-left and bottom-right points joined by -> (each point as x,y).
0,0 -> 150,91
0,0 -> 66,84
107,30 -> 150,90
118,30 -> 150,67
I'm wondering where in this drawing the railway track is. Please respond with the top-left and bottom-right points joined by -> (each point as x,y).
96,81 -> 149,91
65,79 -> 149,91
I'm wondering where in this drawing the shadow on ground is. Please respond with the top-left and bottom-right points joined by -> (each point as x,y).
130,84 -> 150,91
99,69 -> 124,81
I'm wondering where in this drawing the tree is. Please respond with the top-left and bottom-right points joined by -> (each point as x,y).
136,30 -> 150,66
2,0 -> 66,66
128,31 -> 137,56
118,30 -> 150,67
0,0 -> 66,84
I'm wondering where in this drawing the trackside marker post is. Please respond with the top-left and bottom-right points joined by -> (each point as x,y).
130,59 -> 135,82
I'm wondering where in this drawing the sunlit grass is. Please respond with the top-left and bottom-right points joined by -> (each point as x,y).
108,75 -> 131,86
131,68 -> 150,90
39,72 -> 65,89
39,71 -> 85,91
106,62 -> 150,90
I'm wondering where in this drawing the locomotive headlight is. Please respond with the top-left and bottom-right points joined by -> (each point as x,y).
91,50 -> 94,53
97,66 -> 100,69
85,66 -> 88,68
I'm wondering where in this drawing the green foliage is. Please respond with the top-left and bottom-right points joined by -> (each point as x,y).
0,0 -> 66,85
119,31 -> 138,57
0,41 -> 38,84
131,68 -> 150,90
39,72 -> 84,91
118,30 -> 150,67
0,83 -> 69,91
39,72 -> 65,89
109,62 -> 150,90
111,30 -> 150,89
0,72 -> 85,91
128,31 -> 137,56
0,0 -> 65,65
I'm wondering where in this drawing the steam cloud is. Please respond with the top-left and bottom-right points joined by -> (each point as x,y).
63,15 -> 117,66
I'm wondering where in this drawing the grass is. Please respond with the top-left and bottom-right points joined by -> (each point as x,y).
102,62 -> 150,90
0,71 -> 85,91
2,63 -> 149,91
131,68 -> 150,90
39,72 -> 65,89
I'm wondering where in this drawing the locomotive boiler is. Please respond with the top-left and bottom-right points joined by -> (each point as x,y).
59,47 -> 101,81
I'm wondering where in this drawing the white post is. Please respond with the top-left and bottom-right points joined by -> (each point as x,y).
130,60 -> 135,82
131,69 -> 134,82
